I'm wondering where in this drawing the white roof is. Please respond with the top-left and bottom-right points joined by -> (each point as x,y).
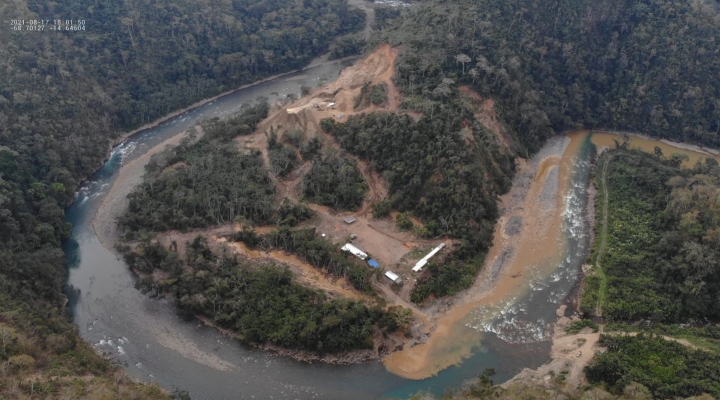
412,260 -> 427,272
413,243 -> 446,272
341,243 -> 368,260
385,271 -> 401,282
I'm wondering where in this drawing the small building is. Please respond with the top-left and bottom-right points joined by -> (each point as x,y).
344,217 -> 356,224
367,259 -> 380,269
341,243 -> 368,260
412,243 -> 446,272
385,271 -> 401,283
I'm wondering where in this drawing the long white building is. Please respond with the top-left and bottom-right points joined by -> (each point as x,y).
341,243 -> 368,260
412,243 -> 445,272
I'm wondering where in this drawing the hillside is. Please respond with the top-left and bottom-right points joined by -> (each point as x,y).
116,41 -> 520,360
0,0 -> 364,396
380,0 -> 720,151
3,0 -> 720,397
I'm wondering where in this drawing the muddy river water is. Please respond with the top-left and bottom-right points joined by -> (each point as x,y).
63,55 -> 719,400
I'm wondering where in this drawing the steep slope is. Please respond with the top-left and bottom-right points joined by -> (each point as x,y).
381,0 -> 720,151
0,0 -> 364,396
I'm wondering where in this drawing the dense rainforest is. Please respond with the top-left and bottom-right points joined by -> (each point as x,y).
3,0 -> 720,396
0,0 -> 363,395
321,108 -> 515,302
302,153 -> 368,210
573,144 -> 720,397
311,0 -> 720,302
380,0 -> 720,152
582,146 -> 720,323
118,103 -> 287,235
123,237 -> 407,353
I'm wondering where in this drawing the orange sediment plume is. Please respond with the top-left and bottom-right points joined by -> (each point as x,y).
589,131 -> 720,166
382,132 -> 587,379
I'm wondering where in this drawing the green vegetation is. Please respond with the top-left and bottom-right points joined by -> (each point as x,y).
0,295 -> 169,398
583,148 -> 720,322
395,212 -> 414,231
586,334 -> 720,398
373,7 -> 402,31
281,128 -> 305,148
268,130 -> 299,178
0,0 -> 363,392
566,319 -> 600,334
382,0 -> 720,152
354,82 -> 388,109
125,237 -> 404,353
329,34 -> 366,60
4,0 -> 720,394
237,227 -> 376,293
320,109 -> 514,303
577,147 -> 720,399
372,199 -> 393,218
606,323 -> 720,354
580,274 -> 602,316
120,104 -> 284,235
302,153 -> 368,210
300,137 -> 324,160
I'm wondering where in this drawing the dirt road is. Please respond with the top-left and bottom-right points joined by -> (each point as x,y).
593,154 -> 613,316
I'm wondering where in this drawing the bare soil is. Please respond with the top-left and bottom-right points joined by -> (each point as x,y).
230,44 -> 449,317
459,86 -> 513,148
382,135 -> 575,379
96,44 -> 547,367
505,307 -> 703,392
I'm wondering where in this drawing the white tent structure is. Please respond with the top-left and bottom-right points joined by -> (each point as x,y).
412,243 -> 446,272
341,243 -> 368,260
385,271 -> 401,283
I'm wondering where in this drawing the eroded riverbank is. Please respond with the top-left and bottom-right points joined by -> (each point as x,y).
383,129 -> 720,382
383,133 -> 588,379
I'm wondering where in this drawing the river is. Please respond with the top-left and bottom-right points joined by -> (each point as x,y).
63,55 -> 715,399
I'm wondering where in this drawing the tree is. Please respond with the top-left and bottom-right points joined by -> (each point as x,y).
455,53 -> 471,74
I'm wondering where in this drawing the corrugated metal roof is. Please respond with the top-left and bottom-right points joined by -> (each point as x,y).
341,243 -> 368,260
412,243 -> 446,272
385,271 -> 400,282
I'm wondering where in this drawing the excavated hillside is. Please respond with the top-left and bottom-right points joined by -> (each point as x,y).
257,44 -> 403,137
224,44 -> 523,356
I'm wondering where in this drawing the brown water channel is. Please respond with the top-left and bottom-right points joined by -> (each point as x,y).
383,130 -> 719,381
589,131 -> 720,166
63,61 -> 718,400
385,133 -> 586,379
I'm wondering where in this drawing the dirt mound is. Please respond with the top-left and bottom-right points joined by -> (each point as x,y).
250,44 -> 402,143
334,44 -> 398,91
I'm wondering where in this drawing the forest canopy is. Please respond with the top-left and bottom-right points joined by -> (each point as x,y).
582,146 -> 720,323
124,237 -> 405,353
0,0 -> 362,393
320,105 -> 515,302
380,0 -> 720,152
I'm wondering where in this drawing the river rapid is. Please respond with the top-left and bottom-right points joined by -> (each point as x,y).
63,54 -> 716,399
